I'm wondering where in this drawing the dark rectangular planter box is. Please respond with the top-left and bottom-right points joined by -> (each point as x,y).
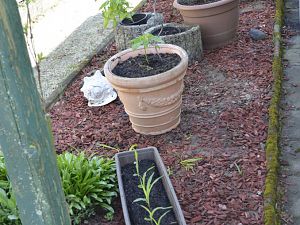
115,147 -> 187,225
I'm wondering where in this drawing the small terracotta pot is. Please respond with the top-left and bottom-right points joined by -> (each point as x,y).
173,0 -> 239,49
104,44 -> 188,135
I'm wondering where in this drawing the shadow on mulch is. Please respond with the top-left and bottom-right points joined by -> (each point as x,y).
50,0 -> 275,224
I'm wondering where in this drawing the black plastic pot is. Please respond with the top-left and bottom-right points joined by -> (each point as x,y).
120,13 -> 149,26
115,147 -> 187,225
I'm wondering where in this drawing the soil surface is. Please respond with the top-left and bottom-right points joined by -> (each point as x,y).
50,0 -> 275,224
112,53 -> 181,78
122,159 -> 177,225
178,0 -> 220,6
152,26 -> 183,36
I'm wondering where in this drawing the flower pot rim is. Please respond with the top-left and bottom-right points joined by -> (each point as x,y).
173,0 -> 237,10
151,25 -> 182,37
146,23 -> 200,38
120,13 -> 149,26
104,44 -> 188,90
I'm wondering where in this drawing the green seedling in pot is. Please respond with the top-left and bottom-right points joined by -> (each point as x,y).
133,150 -> 172,225
99,0 -> 132,28
131,33 -> 164,64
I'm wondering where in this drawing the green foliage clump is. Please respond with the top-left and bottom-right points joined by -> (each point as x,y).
0,153 -> 20,225
0,151 -> 118,225
57,151 -> 118,224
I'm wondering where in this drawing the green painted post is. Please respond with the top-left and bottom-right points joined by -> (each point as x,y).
0,1 -> 71,225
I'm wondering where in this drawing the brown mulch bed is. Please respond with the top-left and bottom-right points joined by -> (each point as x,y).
50,0 -> 275,224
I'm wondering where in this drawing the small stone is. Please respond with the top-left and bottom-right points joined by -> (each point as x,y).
249,28 -> 267,40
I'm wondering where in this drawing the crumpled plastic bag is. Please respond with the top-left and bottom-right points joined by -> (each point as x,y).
80,70 -> 117,107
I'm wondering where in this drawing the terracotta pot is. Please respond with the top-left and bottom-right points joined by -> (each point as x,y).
104,44 -> 188,135
173,0 -> 239,49
115,147 -> 187,225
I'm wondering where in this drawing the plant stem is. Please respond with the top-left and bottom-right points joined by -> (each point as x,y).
144,47 -> 149,64
25,2 -> 45,109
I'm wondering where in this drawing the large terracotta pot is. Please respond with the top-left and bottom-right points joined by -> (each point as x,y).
173,0 -> 239,49
104,44 -> 188,135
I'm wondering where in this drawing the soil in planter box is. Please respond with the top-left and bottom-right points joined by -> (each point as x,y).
121,159 -> 178,225
112,53 -> 181,78
178,0 -> 220,5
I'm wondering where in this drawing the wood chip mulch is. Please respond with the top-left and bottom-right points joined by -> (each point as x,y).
50,0 -> 275,224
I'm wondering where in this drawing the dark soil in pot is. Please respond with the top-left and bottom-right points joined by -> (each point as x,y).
178,0 -> 221,5
121,13 -> 149,26
112,53 -> 181,78
121,159 -> 177,225
152,26 -> 183,36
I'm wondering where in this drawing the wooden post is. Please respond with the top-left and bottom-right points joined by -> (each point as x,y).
0,1 -> 71,225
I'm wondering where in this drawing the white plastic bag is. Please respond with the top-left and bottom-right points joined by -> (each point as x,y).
80,70 -> 117,107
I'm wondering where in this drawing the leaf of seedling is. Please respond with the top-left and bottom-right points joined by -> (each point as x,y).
97,143 -> 120,152
37,52 -> 45,63
99,0 -> 132,29
131,34 -> 164,64
133,198 -> 147,203
134,150 -> 140,177
157,208 -> 172,225
167,166 -> 173,176
140,204 -> 152,215
129,144 -> 138,151
180,157 -> 203,171
234,162 -> 243,175
131,33 -> 164,50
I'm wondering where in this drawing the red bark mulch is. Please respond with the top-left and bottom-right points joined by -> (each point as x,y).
50,0 -> 275,224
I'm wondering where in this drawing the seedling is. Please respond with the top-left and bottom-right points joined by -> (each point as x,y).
128,144 -> 138,151
99,0 -> 132,28
234,162 -> 243,176
133,150 -> 172,225
180,157 -> 202,172
97,143 -> 120,152
167,166 -> 173,176
131,33 -> 164,64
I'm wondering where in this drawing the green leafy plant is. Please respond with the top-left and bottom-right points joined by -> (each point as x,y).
57,151 -> 118,224
0,152 -> 20,225
0,188 -> 20,225
0,151 -> 118,225
131,33 -> 164,64
0,152 -> 9,191
99,0 -> 132,28
133,150 -> 172,225
180,157 -> 202,172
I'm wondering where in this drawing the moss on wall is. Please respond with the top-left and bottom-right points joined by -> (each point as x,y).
263,0 -> 284,223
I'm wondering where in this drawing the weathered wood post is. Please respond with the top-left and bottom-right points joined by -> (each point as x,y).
0,1 -> 71,225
